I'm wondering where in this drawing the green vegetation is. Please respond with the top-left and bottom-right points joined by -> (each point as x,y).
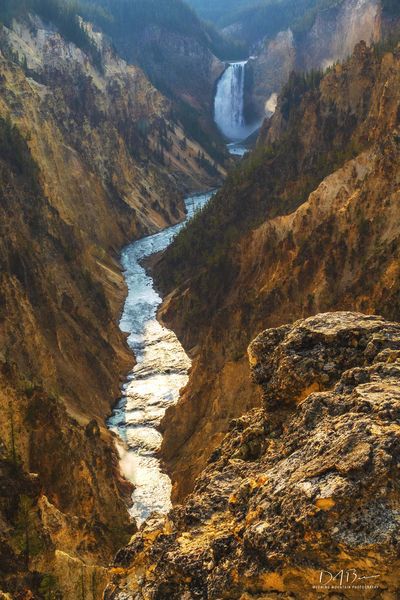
186,0 -> 257,27
166,0 -> 400,48
0,0 -> 28,25
160,69 -> 326,287
154,52 -> 371,327
373,25 -> 400,57
188,0 -> 399,48
7,400 -> 19,467
172,101 -> 227,164
187,0 -> 345,45
14,494 -> 45,566
0,0 -> 241,159
196,150 -> 219,177
203,19 -> 246,59
39,574 -> 61,600
280,69 -> 324,119
235,0 -> 345,44
0,0 -> 245,66
88,0 -> 204,38
0,117 -> 40,190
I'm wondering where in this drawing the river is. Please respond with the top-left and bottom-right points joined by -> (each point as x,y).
107,191 -> 213,525
108,58 -> 253,527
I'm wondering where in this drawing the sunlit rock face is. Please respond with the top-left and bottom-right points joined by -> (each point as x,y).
105,312 -> 400,599
150,39 -> 400,508
247,0 -> 381,119
108,193 -> 212,525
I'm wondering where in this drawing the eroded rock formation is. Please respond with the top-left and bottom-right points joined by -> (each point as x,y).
246,0 -> 382,120
106,312 -> 400,599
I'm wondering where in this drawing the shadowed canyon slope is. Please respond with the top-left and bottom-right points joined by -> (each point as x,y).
0,9 -> 223,598
81,0 -> 241,164
106,312 -> 400,599
154,40 -> 400,501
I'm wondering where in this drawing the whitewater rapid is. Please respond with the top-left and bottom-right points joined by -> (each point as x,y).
108,192 -> 213,525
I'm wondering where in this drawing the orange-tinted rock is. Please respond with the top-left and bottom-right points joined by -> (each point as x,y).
108,312 -> 400,599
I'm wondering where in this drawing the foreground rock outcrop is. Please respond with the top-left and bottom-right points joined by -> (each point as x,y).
106,312 -> 400,599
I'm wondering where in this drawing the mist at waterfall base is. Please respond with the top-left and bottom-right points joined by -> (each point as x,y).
214,61 -> 260,153
107,192 -> 213,525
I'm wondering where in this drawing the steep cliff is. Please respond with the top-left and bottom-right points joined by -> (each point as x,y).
154,40 -> 400,500
81,0 -> 239,164
106,312 -> 400,599
0,10 -> 223,599
85,0 -> 232,97
245,28 -> 295,121
0,115 -> 132,598
246,0 -> 383,120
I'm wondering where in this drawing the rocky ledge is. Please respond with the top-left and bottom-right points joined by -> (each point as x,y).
105,312 -> 400,599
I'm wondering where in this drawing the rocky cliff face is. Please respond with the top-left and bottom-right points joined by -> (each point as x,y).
299,0 -> 381,71
0,13 -> 223,599
247,0 -> 382,119
0,115 -> 131,598
85,0 -> 230,164
0,12 -> 223,425
126,24 -> 224,114
106,312 -> 400,599
124,22 -> 226,163
154,40 -> 400,501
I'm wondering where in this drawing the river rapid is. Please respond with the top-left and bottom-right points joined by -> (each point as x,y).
108,192 -> 213,525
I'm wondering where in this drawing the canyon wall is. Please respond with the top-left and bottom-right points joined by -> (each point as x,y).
299,0 -> 381,71
246,0 -> 382,119
126,25 -> 224,114
84,0 -> 231,164
0,14 -> 223,599
154,40 -> 400,501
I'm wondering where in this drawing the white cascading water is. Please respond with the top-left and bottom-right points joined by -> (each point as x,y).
107,192 -> 213,525
214,60 -> 250,142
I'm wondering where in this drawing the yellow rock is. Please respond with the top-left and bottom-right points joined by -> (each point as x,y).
315,497 -> 336,511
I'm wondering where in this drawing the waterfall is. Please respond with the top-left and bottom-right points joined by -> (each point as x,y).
214,61 -> 249,142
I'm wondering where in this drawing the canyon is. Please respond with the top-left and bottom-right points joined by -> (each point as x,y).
107,191 -> 213,526
245,0 -> 385,122
154,38 -> 400,502
0,0 -> 399,598
0,8 -> 222,598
